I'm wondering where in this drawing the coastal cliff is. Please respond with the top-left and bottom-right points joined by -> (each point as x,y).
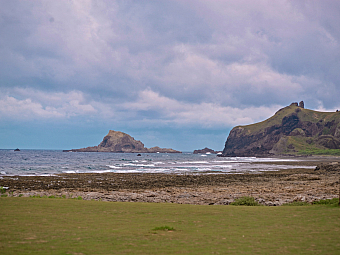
65,130 -> 181,153
221,102 -> 340,156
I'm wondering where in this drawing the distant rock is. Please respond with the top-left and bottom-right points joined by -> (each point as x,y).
220,102 -> 340,157
64,130 -> 181,153
147,146 -> 181,153
14,148 -> 20,151
193,147 -> 221,154
315,162 -> 340,172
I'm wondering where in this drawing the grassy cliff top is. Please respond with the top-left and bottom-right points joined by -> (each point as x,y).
236,104 -> 340,134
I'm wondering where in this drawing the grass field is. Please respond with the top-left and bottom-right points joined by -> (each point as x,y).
0,198 -> 339,254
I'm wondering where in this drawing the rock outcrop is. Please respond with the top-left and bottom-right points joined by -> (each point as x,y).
193,147 -> 221,154
64,130 -> 181,153
315,162 -> 340,172
299,101 -> 305,108
221,103 -> 340,156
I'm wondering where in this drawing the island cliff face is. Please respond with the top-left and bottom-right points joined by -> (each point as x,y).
65,130 -> 181,153
221,102 -> 340,156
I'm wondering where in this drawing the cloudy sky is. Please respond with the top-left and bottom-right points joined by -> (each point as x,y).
1,0 -> 339,151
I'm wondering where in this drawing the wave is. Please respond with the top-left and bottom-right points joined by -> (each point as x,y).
119,163 -> 155,167
106,165 -> 121,169
178,161 -> 209,164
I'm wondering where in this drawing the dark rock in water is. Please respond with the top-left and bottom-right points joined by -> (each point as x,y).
221,102 -> 340,157
64,130 -> 181,153
315,162 -> 340,172
137,154 -> 141,156
14,148 -> 20,151
193,147 -> 221,154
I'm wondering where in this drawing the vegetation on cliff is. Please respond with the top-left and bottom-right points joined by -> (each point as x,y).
222,102 -> 340,156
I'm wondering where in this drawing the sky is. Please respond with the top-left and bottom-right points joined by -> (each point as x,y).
1,0 -> 340,151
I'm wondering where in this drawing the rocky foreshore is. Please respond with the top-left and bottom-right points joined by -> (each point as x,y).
1,161 -> 339,206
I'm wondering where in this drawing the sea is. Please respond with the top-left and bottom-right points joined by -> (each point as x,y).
0,149 -> 316,176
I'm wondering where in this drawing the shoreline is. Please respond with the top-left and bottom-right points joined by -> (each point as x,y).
1,160 -> 339,206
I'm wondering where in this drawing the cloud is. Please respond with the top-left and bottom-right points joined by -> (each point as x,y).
0,96 -> 63,119
0,85 -> 281,129
1,0 -> 339,109
153,48 -> 306,106
124,89 -> 281,127
0,90 -> 96,120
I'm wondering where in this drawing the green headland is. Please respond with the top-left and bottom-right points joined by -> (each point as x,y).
221,102 -> 340,156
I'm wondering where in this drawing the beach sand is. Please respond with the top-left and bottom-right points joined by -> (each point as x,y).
1,158 -> 339,206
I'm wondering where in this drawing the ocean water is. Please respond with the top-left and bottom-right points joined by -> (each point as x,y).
0,150 -> 315,176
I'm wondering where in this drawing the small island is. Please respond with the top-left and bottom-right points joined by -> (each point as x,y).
193,147 -> 222,154
64,130 -> 181,153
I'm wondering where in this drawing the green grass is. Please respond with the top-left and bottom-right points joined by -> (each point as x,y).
0,186 -> 7,194
313,198 -> 339,206
282,201 -> 311,206
0,197 -> 339,254
297,148 -> 340,156
275,136 -> 340,156
230,196 -> 261,206
152,226 -> 175,231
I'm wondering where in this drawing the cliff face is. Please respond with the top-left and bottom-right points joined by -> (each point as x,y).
66,130 -> 181,153
221,103 -> 340,157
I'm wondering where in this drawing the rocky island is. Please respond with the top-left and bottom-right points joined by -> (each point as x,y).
221,102 -> 340,157
193,147 -> 222,154
64,130 -> 181,153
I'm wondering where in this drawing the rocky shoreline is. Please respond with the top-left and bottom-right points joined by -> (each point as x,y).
1,161 -> 339,206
